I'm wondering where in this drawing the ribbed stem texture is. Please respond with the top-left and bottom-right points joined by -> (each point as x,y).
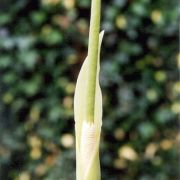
80,122 -> 96,174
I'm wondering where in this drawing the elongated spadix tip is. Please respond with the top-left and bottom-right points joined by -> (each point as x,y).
99,30 -> 105,41
100,30 -> 105,36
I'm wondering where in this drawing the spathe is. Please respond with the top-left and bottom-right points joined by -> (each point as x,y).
74,31 -> 104,180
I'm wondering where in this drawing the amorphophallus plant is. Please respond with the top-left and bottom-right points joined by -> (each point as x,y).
74,0 -> 104,179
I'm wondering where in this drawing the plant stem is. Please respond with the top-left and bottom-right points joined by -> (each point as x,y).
86,0 -> 101,123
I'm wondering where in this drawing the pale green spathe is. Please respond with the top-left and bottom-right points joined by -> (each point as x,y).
74,31 -> 104,180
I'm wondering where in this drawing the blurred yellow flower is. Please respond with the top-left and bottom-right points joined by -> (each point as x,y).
173,82 -> 180,94
146,89 -> 158,101
30,147 -> 42,160
154,71 -> 167,82
60,133 -> 74,148
63,96 -> 73,109
116,15 -> 127,29
3,93 -> 13,104
171,102 -> 180,114
118,145 -> 138,161
160,139 -> 173,150
113,158 -> 127,169
145,143 -> 158,159
18,172 -> 30,180
28,136 -> 42,148
114,128 -> 125,140
151,10 -> 162,24
29,107 -> 40,122
62,0 -> 75,9
35,164 -> 47,176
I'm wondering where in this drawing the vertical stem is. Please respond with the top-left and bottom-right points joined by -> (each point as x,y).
86,0 -> 101,123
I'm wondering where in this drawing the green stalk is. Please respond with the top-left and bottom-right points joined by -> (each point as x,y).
74,0 -> 104,178
86,0 -> 101,123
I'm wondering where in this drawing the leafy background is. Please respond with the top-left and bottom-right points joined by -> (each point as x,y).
0,0 -> 179,179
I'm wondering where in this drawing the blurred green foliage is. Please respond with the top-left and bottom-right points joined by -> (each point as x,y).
0,0 -> 179,179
